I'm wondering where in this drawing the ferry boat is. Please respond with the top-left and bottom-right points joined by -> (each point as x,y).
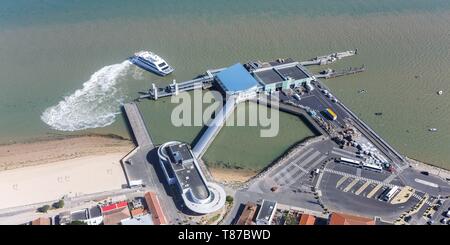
129,51 -> 174,76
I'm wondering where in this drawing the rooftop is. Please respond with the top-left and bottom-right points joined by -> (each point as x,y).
277,65 -> 309,80
236,202 -> 257,225
328,212 -> 375,225
121,214 -> 153,225
89,206 -> 102,218
71,209 -> 89,221
252,59 -> 310,85
144,192 -> 167,225
31,217 -> 51,225
256,200 -> 277,224
167,143 -> 194,164
103,207 -> 131,225
101,201 -> 128,213
216,63 -> 261,93
299,214 -> 316,225
164,143 -> 210,201
130,207 -> 146,218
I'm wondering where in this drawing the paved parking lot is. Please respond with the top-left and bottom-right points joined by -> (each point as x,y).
319,166 -> 420,220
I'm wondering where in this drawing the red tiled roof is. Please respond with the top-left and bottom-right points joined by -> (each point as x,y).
101,201 -> 129,213
130,207 -> 146,218
236,202 -> 257,225
31,217 -> 51,225
329,212 -> 375,225
299,214 -> 316,225
103,207 -> 131,225
144,192 -> 167,225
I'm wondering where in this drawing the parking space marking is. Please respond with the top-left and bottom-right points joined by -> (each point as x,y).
336,176 -> 348,188
268,147 -> 315,178
355,181 -> 370,196
295,151 -> 321,167
367,184 -> 383,199
281,171 -> 307,187
302,155 -> 327,171
323,168 -> 396,188
343,179 -> 360,192
289,147 -> 315,164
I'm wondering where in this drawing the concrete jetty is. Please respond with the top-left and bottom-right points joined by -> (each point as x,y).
122,103 -> 153,148
300,49 -> 357,66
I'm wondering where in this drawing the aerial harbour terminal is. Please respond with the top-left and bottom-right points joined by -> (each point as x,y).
120,49 -> 450,225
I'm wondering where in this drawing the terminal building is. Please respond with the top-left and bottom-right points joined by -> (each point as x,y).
158,141 -> 226,214
248,58 -> 315,93
215,63 -> 262,103
214,59 -> 315,103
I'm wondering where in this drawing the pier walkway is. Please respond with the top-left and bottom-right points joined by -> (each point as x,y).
192,96 -> 237,158
300,50 -> 357,66
314,65 -> 365,79
139,68 -> 226,100
123,103 -> 153,148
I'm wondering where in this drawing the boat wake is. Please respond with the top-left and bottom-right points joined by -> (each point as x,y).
41,60 -> 133,131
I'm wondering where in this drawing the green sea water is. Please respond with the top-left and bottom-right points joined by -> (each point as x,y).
1,0 -> 449,169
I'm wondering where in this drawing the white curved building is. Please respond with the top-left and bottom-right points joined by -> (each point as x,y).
157,141 -> 226,214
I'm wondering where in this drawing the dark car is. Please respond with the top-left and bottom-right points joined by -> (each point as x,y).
420,171 -> 429,176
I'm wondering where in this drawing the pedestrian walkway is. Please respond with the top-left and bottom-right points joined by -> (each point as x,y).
411,192 -> 433,206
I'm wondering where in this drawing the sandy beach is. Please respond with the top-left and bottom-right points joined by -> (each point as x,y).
0,135 -> 133,171
0,152 -> 129,210
209,167 -> 258,184
0,135 -> 133,209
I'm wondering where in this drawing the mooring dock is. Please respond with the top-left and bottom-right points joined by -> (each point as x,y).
300,49 -> 357,66
138,67 -> 226,100
314,65 -> 366,79
123,102 -> 153,148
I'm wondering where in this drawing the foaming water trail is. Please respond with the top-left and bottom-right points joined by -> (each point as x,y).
41,60 -> 132,131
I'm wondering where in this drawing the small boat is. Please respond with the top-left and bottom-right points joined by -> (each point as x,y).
428,128 -> 438,132
437,90 -> 443,95
129,51 -> 174,76
374,112 -> 383,116
358,89 -> 366,94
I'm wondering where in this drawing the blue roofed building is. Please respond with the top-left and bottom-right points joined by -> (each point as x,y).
215,63 -> 262,102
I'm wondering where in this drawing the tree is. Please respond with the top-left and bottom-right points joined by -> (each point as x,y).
53,199 -> 65,209
38,205 -> 50,213
225,195 -> 234,204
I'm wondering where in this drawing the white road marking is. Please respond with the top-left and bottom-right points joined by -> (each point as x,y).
414,178 -> 438,188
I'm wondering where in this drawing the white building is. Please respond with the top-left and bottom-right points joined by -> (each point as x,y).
158,141 -> 226,214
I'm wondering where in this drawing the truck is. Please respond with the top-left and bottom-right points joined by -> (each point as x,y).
324,108 -> 337,121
